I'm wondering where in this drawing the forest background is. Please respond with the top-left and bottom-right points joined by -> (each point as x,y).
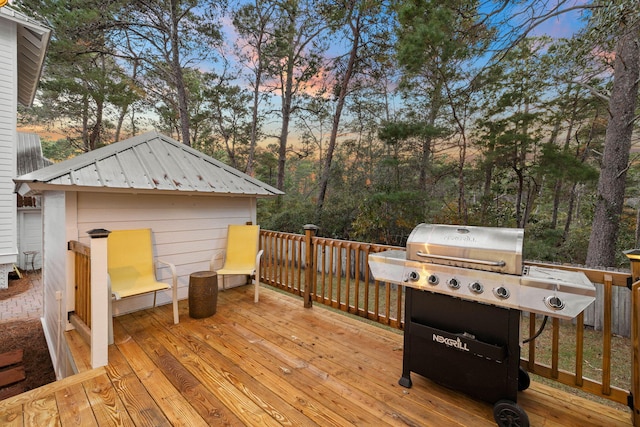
12,0 -> 640,268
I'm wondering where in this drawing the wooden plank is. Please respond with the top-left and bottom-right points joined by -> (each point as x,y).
55,383 -> 98,426
64,329 -> 92,373
0,366 -> 26,388
107,372 -> 171,427
0,367 -> 106,411
211,290 -> 494,426
519,382 -> 632,426
82,373 -> 136,427
0,349 -> 23,368
153,310 -> 356,426
23,394 -> 60,427
157,289 -> 486,426
0,404 -> 23,427
118,311 -> 286,427
132,310 -> 332,426
110,318 -> 214,427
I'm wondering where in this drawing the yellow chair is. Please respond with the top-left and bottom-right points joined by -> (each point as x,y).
108,229 -> 179,325
210,224 -> 263,303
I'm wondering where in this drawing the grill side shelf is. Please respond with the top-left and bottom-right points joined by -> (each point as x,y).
410,321 -> 507,362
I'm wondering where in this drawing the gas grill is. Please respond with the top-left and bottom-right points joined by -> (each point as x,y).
368,223 -> 596,427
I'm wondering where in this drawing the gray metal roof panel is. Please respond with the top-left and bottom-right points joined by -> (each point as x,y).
16,132 -> 52,176
14,131 -> 283,197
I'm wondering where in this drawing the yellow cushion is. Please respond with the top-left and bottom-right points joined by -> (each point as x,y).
108,229 -> 168,299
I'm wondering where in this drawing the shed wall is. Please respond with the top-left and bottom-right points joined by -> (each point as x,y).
42,191 -> 71,379
73,192 -> 257,316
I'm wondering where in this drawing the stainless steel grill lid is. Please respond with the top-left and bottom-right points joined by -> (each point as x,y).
368,223 -> 596,320
406,223 -> 524,275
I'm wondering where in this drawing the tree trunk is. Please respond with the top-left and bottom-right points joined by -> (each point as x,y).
246,4 -> 270,177
562,182 -> 578,242
315,11 -> 360,223
277,70 -> 294,192
170,0 -> 191,146
585,24 -> 640,267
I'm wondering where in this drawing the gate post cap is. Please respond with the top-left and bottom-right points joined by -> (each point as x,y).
87,229 -> 111,238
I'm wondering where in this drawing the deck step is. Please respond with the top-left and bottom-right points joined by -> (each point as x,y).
0,349 -> 26,389
0,382 -> 26,400
0,349 -> 23,368
0,366 -> 26,388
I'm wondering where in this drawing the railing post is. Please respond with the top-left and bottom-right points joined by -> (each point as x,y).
624,250 -> 640,425
303,224 -> 319,308
88,228 -> 111,368
632,280 -> 640,426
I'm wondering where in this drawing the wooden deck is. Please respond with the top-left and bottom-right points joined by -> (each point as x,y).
0,285 -> 634,426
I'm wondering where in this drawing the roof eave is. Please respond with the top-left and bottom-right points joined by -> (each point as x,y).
13,181 -> 284,198
18,24 -> 51,106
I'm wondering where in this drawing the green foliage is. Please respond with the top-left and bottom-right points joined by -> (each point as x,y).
259,197 -> 315,234
351,190 -> 436,245
538,143 -> 599,183
40,138 -> 78,162
523,222 -> 563,262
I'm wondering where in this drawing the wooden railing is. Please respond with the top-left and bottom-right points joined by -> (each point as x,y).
260,228 -> 640,424
68,240 -> 91,327
260,228 -> 404,327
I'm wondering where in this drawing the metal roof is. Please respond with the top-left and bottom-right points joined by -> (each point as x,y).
16,132 -> 52,176
14,131 -> 283,197
0,5 -> 51,106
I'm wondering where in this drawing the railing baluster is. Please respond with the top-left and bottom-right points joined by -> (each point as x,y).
528,313 -> 536,374
551,318 -> 560,379
336,242 -> 343,310
575,311 -> 584,387
345,243 -> 351,313
603,274 -> 613,396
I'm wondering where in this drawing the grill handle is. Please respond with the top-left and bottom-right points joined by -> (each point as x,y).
415,251 -> 506,267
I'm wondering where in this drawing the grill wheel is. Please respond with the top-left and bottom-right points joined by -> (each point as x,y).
518,367 -> 530,391
493,400 -> 529,427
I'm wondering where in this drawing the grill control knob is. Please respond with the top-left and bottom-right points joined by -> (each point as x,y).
407,271 -> 420,282
469,281 -> 484,294
427,274 -> 439,285
544,296 -> 565,310
447,278 -> 460,289
493,286 -> 510,299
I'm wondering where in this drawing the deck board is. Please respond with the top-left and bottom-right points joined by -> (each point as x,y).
0,285 -> 634,426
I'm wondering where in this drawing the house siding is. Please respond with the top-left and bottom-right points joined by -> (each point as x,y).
0,21 -> 18,267
73,192 -> 256,316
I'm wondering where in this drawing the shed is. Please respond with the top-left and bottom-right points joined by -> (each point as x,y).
14,131 -> 283,378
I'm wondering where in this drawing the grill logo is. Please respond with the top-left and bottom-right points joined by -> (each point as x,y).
432,334 -> 469,352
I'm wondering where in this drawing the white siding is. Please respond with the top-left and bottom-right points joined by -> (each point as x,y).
41,191 -> 70,379
17,209 -> 43,270
0,21 -> 18,265
74,192 -> 256,316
